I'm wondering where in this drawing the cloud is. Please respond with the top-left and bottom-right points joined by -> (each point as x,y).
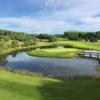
0,17 -> 70,33
0,0 -> 100,33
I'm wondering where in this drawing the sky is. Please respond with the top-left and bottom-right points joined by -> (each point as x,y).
0,0 -> 100,34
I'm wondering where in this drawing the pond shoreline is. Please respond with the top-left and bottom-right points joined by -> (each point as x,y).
1,41 -> 100,56
28,48 -> 80,58
0,42 -> 56,56
0,41 -> 100,78
1,68 -> 100,79
0,52 -> 99,78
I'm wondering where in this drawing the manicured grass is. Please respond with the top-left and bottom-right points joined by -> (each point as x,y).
28,48 -> 80,58
0,70 -> 100,100
56,41 -> 100,50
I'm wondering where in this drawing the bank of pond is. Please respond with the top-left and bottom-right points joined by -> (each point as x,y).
0,45 -> 100,78
1,70 -> 100,100
28,48 -> 80,58
28,46 -> 100,58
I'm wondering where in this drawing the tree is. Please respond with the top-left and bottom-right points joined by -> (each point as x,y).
64,31 -> 79,40
36,34 -> 50,39
49,36 -> 57,42
11,40 -> 19,48
0,29 -> 37,43
85,37 -> 88,42
96,31 -> 100,39
2,36 -> 9,42
24,40 -> 36,47
63,31 -> 99,42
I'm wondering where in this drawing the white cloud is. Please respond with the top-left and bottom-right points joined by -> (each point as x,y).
0,0 -> 100,33
0,17 -> 70,33
80,17 -> 100,24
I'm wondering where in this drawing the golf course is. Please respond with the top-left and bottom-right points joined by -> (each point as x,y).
0,70 -> 100,100
0,39 -> 100,100
0,0 -> 100,100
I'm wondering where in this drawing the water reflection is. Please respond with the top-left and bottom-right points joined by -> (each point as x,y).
0,47 -> 100,78
98,58 -> 100,64
57,46 -> 64,48
0,55 -> 8,67
84,50 -> 100,53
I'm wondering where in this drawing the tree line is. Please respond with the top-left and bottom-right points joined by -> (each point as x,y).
36,31 -> 100,42
0,29 -> 100,46
36,34 -> 57,42
0,29 -> 37,47
64,31 -> 100,42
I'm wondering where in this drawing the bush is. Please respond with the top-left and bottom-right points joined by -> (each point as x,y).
49,36 -> 57,42
24,40 -> 36,47
11,40 -> 19,48
2,36 -> 9,42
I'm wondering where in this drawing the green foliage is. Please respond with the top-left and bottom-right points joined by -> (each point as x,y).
64,31 -> 78,40
64,31 -> 99,42
0,29 -> 37,43
2,36 -> 9,42
49,35 -> 57,42
55,34 -> 64,38
36,34 -> 50,39
0,40 -> 7,54
11,40 -> 19,48
24,40 -> 36,47
96,31 -> 100,39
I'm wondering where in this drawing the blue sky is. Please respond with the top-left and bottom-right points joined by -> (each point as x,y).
0,0 -> 100,34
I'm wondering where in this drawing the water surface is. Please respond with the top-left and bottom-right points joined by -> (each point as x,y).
0,50 -> 99,78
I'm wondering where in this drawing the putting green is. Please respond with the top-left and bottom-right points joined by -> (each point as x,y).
28,48 -> 80,58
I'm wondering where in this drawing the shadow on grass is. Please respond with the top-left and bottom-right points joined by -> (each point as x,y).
37,78 -> 100,100
0,78 -> 100,100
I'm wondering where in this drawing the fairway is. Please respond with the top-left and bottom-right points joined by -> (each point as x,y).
57,41 -> 100,50
28,48 -> 80,58
0,70 -> 100,100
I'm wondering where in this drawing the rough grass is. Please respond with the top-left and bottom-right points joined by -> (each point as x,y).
1,41 -> 55,55
56,41 -> 100,50
96,66 -> 100,72
0,70 -> 100,100
28,48 -> 80,58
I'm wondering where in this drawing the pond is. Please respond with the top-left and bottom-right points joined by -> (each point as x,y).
0,46 -> 100,78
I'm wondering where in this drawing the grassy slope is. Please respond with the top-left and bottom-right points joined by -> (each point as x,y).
28,48 -> 80,58
0,71 -> 100,100
3,40 -> 100,55
57,41 -> 100,50
2,41 -> 55,55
